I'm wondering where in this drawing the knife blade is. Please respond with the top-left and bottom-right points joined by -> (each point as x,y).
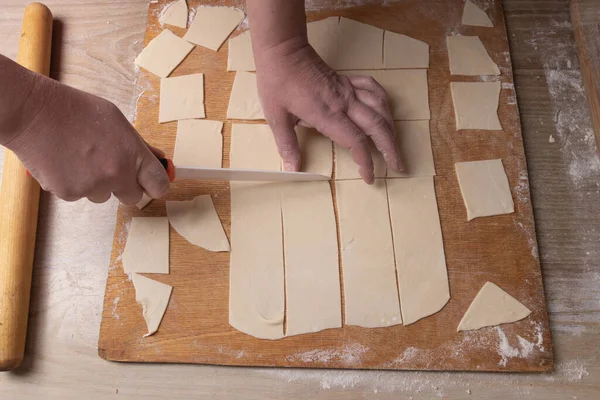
160,159 -> 329,182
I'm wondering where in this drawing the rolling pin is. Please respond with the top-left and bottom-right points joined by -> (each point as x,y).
0,3 -> 53,371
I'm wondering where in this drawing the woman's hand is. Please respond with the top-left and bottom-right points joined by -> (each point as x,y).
3,69 -> 170,205
254,37 -> 402,183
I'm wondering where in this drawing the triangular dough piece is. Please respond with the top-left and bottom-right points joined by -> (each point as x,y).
457,282 -> 531,331
166,195 -> 230,252
462,0 -> 494,28
184,6 -> 244,51
132,273 -> 173,337
447,36 -> 500,76
160,0 -> 188,29
384,31 -> 429,68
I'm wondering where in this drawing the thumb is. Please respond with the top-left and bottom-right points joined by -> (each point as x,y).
270,115 -> 301,172
137,149 -> 170,199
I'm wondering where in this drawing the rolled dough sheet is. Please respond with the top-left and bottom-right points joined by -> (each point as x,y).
446,36 -> 500,76
450,81 -> 502,130
387,177 -> 449,325
455,159 -> 515,221
134,29 -> 194,78
339,69 -> 430,120
226,71 -> 264,120
173,119 -> 223,168
183,6 -> 244,51
335,17 -> 384,70
159,0 -> 188,29
281,181 -> 341,336
457,282 -> 531,331
123,217 -> 169,274
308,16 -> 340,68
334,138 -> 386,180
166,195 -> 230,252
384,31 -> 429,69
295,126 -> 333,177
387,120 -> 436,178
159,73 -> 205,123
227,30 -> 255,72
336,179 -> 402,327
132,273 -> 173,337
462,0 -> 494,28
229,123 -> 285,339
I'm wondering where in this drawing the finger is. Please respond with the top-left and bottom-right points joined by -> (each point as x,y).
269,114 -> 301,172
354,88 -> 395,132
87,191 -> 112,204
113,184 -> 144,206
313,112 -> 375,184
346,94 -> 403,172
144,140 -> 166,159
347,75 -> 389,100
137,151 -> 170,199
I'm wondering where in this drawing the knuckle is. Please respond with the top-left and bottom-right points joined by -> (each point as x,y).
371,114 -> 388,130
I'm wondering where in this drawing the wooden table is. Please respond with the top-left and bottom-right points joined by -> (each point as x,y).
0,0 -> 598,398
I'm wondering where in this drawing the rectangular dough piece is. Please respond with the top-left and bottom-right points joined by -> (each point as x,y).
335,17 -> 384,70
159,73 -> 205,123
229,123 -> 285,339
134,29 -> 194,78
384,31 -> 429,69
334,139 -> 386,180
122,217 -> 169,274
387,177 -> 450,325
455,159 -> 514,221
281,181 -> 341,336
451,81 -> 502,130
335,179 -> 402,328
295,127 -> 333,177
183,6 -> 244,51
446,36 -> 500,76
226,71 -> 264,120
227,30 -> 255,72
387,120 -> 436,178
174,119 -> 223,168
339,69 -> 430,120
308,16 -> 340,68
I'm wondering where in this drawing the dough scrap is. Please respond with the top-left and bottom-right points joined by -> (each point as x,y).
226,71 -> 264,120
132,273 -> 173,337
295,127 -> 333,177
387,120 -> 436,178
159,0 -> 188,29
183,6 -> 244,51
159,73 -> 205,123
387,177 -> 449,325
308,17 -> 340,68
166,195 -> 230,252
174,119 -> 223,168
334,138 -> 386,180
339,69 -> 430,120
451,81 -> 502,130
227,30 -> 255,72
455,159 -> 514,221
229,124 -> 285,340
336,179 -> 402,328
458,282 -> 531,331
123,217 -> 169,274
335,17 -> 384,70
384,31 -> 429,69
447,36 -> 500,76
136,193 -> 153,210
134,29 -> 194,78
462,0 -> 494,28
281,181 -> 341,336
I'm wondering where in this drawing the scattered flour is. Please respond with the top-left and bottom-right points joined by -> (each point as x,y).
286,343 -> 369,365
556,360 -> 590,383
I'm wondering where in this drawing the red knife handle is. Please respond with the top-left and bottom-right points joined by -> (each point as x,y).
159,158 -> 176,182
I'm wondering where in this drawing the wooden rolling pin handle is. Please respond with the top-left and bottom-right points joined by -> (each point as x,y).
0,3 -> 52,371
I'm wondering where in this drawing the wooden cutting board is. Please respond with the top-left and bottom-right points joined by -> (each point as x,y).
98,0 -> 553,372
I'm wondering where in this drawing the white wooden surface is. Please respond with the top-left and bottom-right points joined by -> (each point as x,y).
0,0 -> 599,398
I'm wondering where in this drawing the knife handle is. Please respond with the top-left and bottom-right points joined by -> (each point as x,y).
158,158 -> 176,182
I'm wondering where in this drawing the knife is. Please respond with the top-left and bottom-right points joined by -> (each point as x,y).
159,158 -> 329,182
